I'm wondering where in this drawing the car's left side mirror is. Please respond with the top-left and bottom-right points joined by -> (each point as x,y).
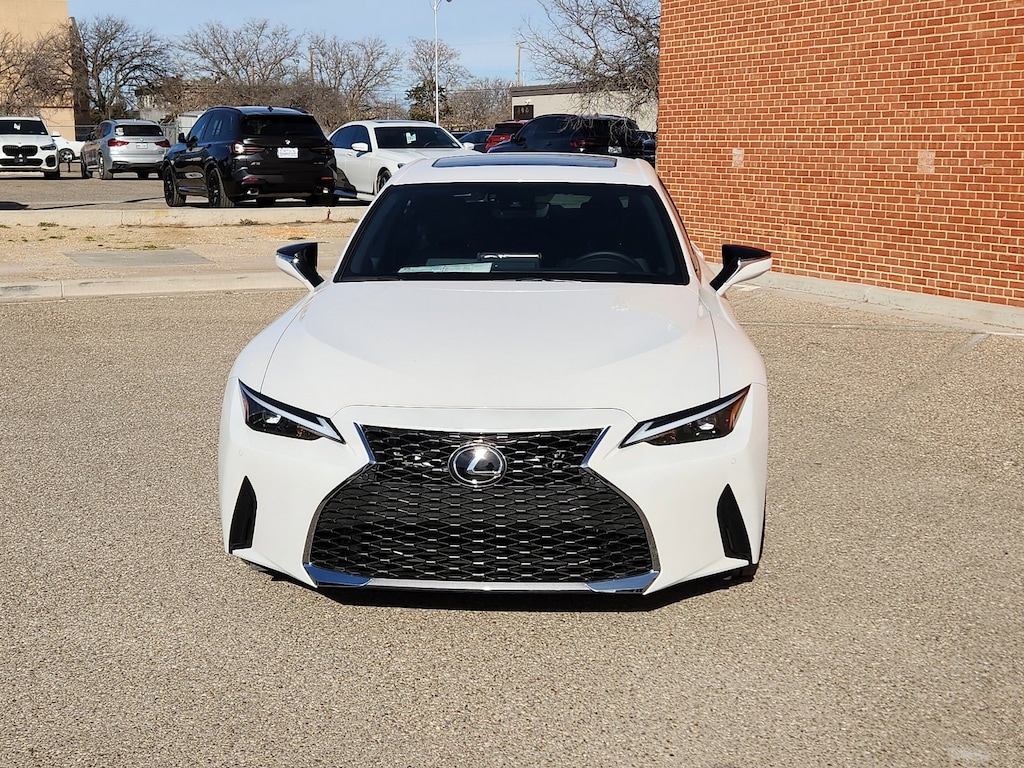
710,244 -> 772,294
277,241 -> 324,291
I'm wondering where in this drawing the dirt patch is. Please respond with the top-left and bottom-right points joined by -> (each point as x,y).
0,219 -> 360,282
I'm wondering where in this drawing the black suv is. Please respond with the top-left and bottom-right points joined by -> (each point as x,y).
161,106 -> 336,207
488,114 -> 645,158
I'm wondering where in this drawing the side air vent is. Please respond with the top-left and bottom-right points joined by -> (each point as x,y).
228,477 -> 258,551
717,484 -> 752,562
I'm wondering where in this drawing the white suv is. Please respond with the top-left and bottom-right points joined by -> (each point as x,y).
0,116 -> 60,179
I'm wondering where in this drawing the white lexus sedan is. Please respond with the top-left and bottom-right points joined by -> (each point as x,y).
327,119 -> 476,199
219,153 -> 772,596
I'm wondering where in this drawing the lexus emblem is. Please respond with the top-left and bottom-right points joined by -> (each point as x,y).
448,443 -> 507,488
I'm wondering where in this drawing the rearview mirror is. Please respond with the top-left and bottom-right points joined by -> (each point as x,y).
710,244 -> 772,294
351,142 -> 370,153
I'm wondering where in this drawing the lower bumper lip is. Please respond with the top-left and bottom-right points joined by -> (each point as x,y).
303,565 -> 659,594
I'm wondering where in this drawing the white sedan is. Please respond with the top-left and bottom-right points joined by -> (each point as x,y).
219,153 -> 771,596
327,119 -> 476,199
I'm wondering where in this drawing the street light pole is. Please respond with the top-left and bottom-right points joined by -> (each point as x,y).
432,0 -> 452,125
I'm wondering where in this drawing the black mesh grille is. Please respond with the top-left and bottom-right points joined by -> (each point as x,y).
308,426 -> 653,583
2,145 -> 38,156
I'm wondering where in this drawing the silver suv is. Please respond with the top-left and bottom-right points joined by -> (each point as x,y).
0,116 -> 61,179
80,119 -> 170,180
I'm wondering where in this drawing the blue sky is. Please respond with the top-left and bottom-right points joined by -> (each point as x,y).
67,0 -> 551,89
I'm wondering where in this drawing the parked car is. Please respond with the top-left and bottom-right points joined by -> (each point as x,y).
637,130 -> 657,165
458,128 -> 492,152
80,119 -> 171,180
328,119 -> 476,199
161,106 -> 337,208
218,152 -> 772,596
51,132 -> 84,163
484,119 -> 529,152
489,114 -> 645,158
0,116 -> 61,179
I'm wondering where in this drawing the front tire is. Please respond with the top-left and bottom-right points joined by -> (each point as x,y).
99,157 -> 113,180
59,149 -> 73,164
375,169 -> 391,195
80,159 -> 92,179
207,167 -> 235,208
136,171 -> 151,179
43,167 -> 60,180
163,168 -> 185,207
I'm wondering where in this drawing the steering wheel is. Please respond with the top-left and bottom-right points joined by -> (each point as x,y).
571,251 -> 644,272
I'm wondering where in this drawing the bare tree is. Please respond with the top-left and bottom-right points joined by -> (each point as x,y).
75,16 -> 172,120
449,78 -> 512,129
302,35 -> 404,128
406,37 -> 469,92
177,18 -> 301,105
0,26 -> 74,114
521,0 -> 660,114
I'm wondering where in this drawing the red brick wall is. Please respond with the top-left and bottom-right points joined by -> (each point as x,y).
658,0 -> 1023,307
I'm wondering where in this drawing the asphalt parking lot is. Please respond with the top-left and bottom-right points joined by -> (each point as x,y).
0,167 -> 350,211
1,276 -> 1021,766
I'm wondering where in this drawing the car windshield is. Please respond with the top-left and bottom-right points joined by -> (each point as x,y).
115,124 -> 164,137
374,126 -> 461,150
338,182 -> 687,284
242,116 -> 325,139
0,120 -> 47,136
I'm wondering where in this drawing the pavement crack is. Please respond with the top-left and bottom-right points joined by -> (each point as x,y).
872,332 -> 990,413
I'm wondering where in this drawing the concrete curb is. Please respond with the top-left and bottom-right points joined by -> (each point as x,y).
0,272 -> 299,302
0,205 -> 365,228
753,271 -> 1024,332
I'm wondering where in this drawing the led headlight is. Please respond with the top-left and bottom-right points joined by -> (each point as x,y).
239,381 -> 343,443
621,387 -> 750,447
42,142 -> 57,151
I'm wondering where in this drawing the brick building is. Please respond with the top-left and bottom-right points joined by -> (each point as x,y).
658,0 -> 1022,310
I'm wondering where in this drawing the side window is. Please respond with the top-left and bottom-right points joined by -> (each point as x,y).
188,113 -> 212,143
205,113 -> 228,142
354,125 -> 371,147
528,117 -> 563,142
331,125 -> 357,149
515,121 -> 539,143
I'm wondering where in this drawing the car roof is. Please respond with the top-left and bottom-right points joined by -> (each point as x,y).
208,106 -> 312,116
391,152 -> 660,187
346,120 -> 444,128
106,119 -> 161,124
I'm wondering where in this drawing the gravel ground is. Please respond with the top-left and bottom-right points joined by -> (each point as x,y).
0,286 -> 1021,768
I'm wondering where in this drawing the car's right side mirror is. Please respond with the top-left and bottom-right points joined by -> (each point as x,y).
709,244 -> 772,294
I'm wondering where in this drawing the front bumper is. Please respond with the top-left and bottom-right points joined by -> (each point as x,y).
218,385 -> 768,595
0,146 -> 58,170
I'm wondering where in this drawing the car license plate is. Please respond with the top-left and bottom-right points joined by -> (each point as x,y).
608,146 -> 623,155
136,142 -> 149,149
278,147 -> 299,159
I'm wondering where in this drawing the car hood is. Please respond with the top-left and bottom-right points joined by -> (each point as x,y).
0,133 -> 52,146
256,281 -> 719,418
